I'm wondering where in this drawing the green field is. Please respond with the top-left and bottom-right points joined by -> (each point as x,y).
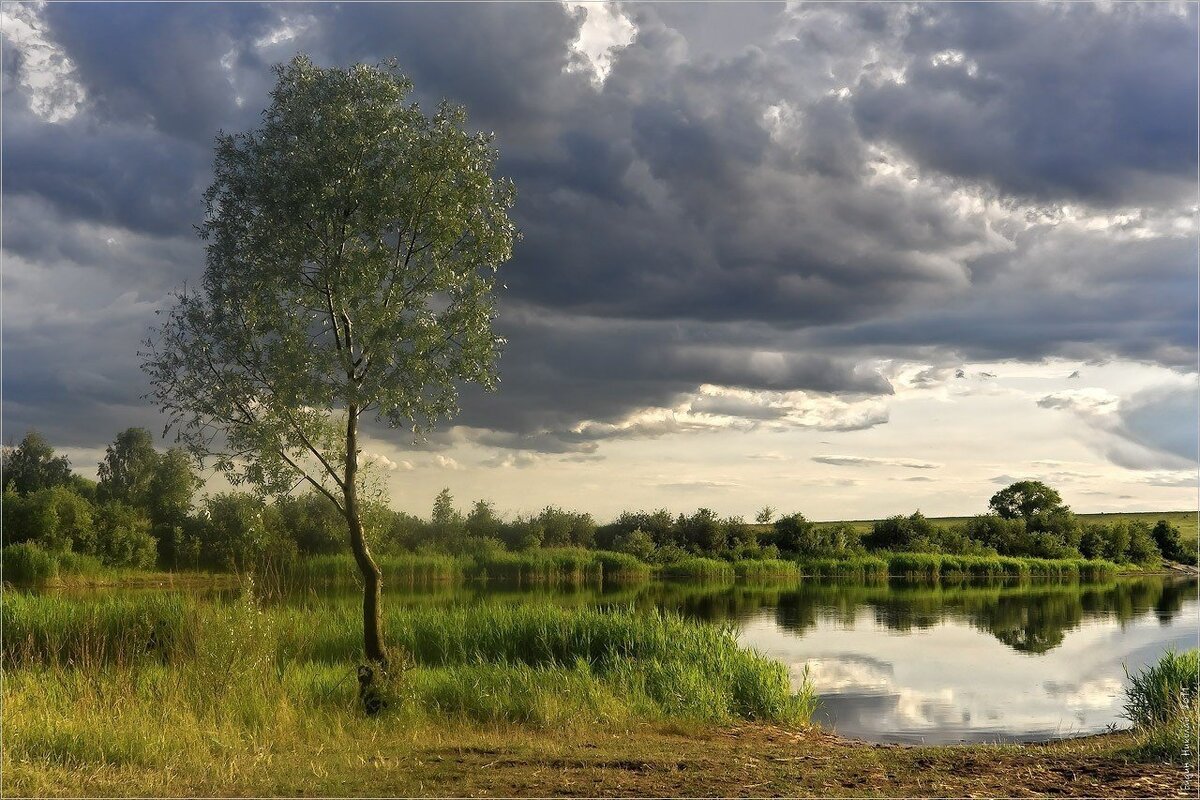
785,510 -> 1199,543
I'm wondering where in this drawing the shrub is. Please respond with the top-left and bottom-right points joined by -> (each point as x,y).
92,501 -> 158,569
612,528 -> 657,562
864,512 -> 935,551
1153,521 -> 1197,566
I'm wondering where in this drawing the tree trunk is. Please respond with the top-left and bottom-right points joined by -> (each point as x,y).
344,406 -> 388,667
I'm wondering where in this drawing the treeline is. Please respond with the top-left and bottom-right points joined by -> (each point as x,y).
2,431 -> 1194,579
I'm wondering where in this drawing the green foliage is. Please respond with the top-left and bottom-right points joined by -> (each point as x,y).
465,499 -> 500,539
1,432 -> 73,495
274,492 -> 345,556
3,595 -> 815,739
774,513 -> 858,557
612,528 -> 657,562
143,56 -> 515,499
1123,649 -> 1199,765
2,543 -> 59,584
1153,520 -> 1197,565
91,501 -> 157,569
198,494 -> 293,572
537,506 -> 597,548
2,592 -> 199,668
989,480 -> 1065,521
797,555 -> 889,579
97,428 -> 159,508
864,511 -> 935,551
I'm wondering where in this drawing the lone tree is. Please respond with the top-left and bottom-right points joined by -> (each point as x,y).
988,480 -> 1065,522
143,56 -> 516,665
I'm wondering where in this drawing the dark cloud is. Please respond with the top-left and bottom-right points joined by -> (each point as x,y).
2,2 -> 1195,458
852,3 -> 1198,206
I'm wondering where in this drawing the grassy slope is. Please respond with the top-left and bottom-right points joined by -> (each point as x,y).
7,724 -> 1188,798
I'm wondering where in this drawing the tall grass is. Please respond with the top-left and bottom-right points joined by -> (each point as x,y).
3,593 -> 815,732
796,553 -> 1118,582
467,547 -> 604,585
3,543 -> 59,585
281,553 -> 468,587
2,592 -> 200,668
1123,648 -> 1199,765
797,556 -> 889,580
278,549 -> 654,589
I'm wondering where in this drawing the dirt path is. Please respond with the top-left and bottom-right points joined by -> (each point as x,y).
15,724 -> 1186,798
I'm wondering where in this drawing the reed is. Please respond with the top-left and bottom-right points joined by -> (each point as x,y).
797,556 -> 889,580
1,592 -> 200,668
3,543 -> 59,585
1123,648 -> 1199,765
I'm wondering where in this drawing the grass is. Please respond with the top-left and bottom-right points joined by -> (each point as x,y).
4,712 -> 1185,797
282,552 -> 469,587
279,549 -> 654,589
2,592 -> 201,668
795,553 -> 1118,581
732,558 -> 800,583
796,556 -> 890,580
1122,648 -> 1199,766
657,557 -> 735,582
3,592 -> 814,726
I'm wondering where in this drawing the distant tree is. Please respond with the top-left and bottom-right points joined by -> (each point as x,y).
97,428 -> 159,508
147,448 -> 202,528
430,489 -> 466,550
199,493 -> 293,571
678,508 -> 726,554
142,57 -> 515,665
989,481 -> 1065,522
465,500 -> 500,540
275,492 -> 345,555
755,506 -> 775,525
2,432 -> 73,494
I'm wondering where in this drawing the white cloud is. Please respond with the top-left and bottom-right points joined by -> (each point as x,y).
1,1 -> 85,122
363,452 -> 412,472
812,455 -> 940,470
563,1 -> 636,86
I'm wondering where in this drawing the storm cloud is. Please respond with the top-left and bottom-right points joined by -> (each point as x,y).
2,1 -> 1195,477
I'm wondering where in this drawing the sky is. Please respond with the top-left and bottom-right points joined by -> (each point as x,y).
1,1 -> 1197,522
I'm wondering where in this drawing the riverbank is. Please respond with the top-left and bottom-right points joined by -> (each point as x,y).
5,722 -> 1187,797
8,547 -> 1150,590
